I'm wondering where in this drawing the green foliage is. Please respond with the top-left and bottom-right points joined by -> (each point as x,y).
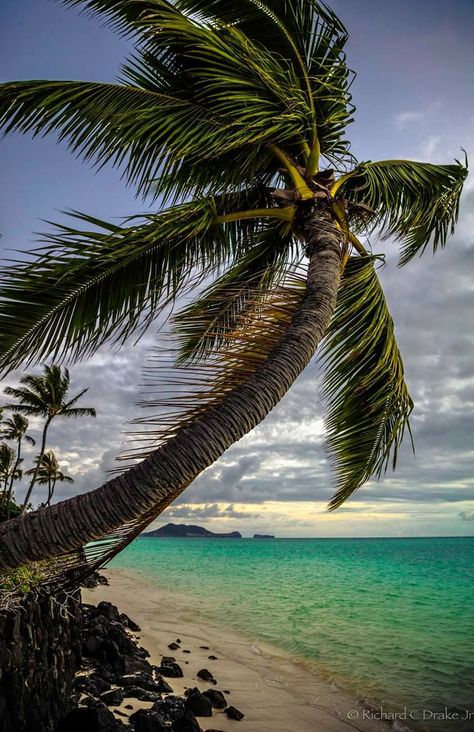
0,565 -> 42,593
340,158 -> 468,264
321,257 -> 414,508
0,498 -> 22,523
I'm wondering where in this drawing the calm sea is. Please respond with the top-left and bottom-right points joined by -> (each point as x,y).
111,537 -> 474,730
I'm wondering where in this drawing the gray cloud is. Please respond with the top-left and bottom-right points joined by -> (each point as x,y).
459,512 -> 474,522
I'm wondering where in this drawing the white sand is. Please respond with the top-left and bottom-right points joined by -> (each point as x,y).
82,568 -> 390,732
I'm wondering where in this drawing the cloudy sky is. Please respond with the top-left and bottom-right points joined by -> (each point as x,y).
1,0 -> 473,537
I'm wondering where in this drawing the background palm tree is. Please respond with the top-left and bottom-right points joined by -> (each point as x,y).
0,443 -> 22,505
0,1 -> 467,573
26,450 -> 74,507
3,365 -> 95,513
0,413 -> 35,518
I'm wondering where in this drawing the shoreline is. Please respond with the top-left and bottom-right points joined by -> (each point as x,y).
83,568 -> 393,732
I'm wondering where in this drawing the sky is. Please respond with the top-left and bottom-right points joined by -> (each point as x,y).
0,0 -> 473,537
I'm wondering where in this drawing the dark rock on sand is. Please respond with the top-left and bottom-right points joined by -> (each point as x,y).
99,687 -> 124,706
196,668 -> 216,684
81,571 -> 110,588
122,685 -> 163,702
184,687 -> 213,717
225,705 -> 245,720
158,661 -> 184,678
75,673 -> 111,696
130,708 -> 168,732
83,636 -> 103,657
172,711 -> 202,732
58,704 -> 127,732
161,655 -> 176,663
120,671 -> 167,692
91,601 -> 121,623
208,655 -> 218,660
183,649 -> 191,653
203,689 -> 227,709
152,695 -> 186,723
168,642 -> 180,650
119,612 -> 141,632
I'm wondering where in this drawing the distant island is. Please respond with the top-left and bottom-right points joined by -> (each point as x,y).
142,522 -> 242,538
253,534 -> 275,539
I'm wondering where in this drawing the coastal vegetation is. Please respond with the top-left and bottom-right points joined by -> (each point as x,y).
0,1 -> 467,580
0,365 -> 95,522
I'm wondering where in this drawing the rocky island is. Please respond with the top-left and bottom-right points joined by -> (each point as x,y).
142,523 -> 242,538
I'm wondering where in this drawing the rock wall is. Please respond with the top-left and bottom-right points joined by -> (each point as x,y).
0,589 -> 82,732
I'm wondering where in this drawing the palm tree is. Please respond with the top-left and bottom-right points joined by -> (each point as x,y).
0,414 -> 35,518
3,365 -> 95,513
0,443 -> 22,504
26,451 -> 74,507
0,1 -> 467,572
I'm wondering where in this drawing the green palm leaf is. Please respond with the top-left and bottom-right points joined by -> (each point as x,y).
175,221 -> 299,363
0,80 -> 276,197
338,158 -> 468,264
321,256 -> 414,509
0,199 -> 239,374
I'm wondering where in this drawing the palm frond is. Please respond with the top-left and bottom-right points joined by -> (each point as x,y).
0,198 -> 237,374
174,222 -> 299,363
320,256 -> 414,509
121,268 -> 307,463
338,158 -> 468,264
0,80 -> 276,198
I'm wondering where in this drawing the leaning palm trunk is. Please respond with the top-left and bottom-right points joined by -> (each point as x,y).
0,211 -> 341,570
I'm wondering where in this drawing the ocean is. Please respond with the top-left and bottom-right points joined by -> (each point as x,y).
111,536 -> 474,731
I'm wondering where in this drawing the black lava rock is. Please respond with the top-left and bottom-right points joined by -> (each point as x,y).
172,711 -> 202,732
208,655 -> 218,660
168,642 -> 180,650
75,674 -> 111,696
225,705 -> 244,721
83,636 -> 103,657
91,601 -> 121,623
152,695 -> 186,723
129,708 -> 168,732
184,688 -> 213,717
119,612 -> 141,632
120,672 -> 166,692
203,689 -> 227,709
99,687 -> 124,706
196,668 -> 216,684
122,685 -> 162,702
158,662 -> 184,678
58,705 -> 127,732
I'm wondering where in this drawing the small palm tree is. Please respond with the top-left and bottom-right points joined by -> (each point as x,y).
0,443 -> 22,502
0,1 -> 467,571
0,414 -> 35,518
26,451 -> 74,507
3,365 -> 95,513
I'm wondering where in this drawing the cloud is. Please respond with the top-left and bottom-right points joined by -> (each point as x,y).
459,511 -> 474,522
394,110 -> 424,130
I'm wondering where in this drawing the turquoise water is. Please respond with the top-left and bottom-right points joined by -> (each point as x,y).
112,537 -> 474,730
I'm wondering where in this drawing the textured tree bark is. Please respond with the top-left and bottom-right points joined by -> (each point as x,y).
0,205 -> 342,570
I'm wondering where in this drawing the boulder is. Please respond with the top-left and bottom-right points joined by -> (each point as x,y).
172,711 -> 202,732
168,642 -> 180,650
122,686 -> 162,702
99,688 -> 124,706
196,668 -> 216,684
119,612 -> 141,632
157,662 -> 184,678
119,672 -> 165,692
58,705 -> 127,732
129,709 -> 168,732
151,695 -> 186,723
74,674 -> 111,696
91,601 -> 121,623
184,688 -> 213,717
225,705 -> 244,721
202,689 -> 227,709
83,636 -> 103,658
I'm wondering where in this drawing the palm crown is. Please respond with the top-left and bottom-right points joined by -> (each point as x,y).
0,0 -> 467,516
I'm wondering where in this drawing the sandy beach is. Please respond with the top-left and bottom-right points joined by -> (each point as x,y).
83,568 -> 390,732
